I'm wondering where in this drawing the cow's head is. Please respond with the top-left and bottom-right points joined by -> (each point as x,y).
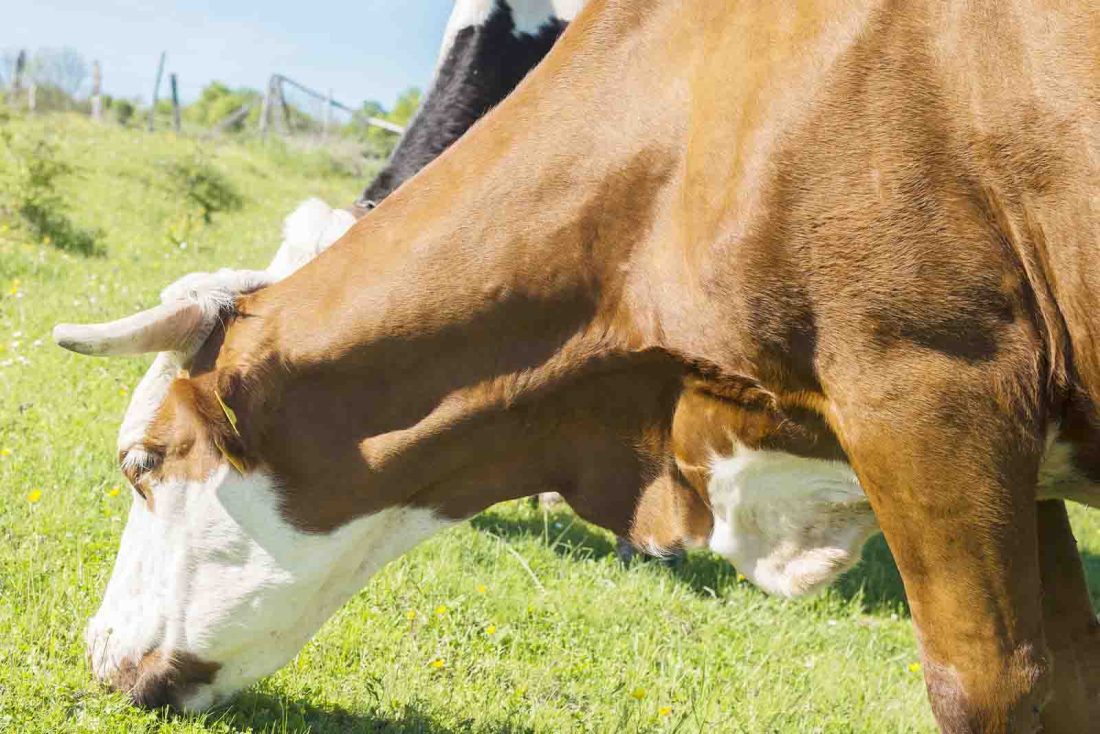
52,201 -> 410,710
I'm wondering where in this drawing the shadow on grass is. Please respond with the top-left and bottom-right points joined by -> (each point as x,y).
475,506 -> 1100,619
202,691 -> 535,734
471,508 -> 909,609
832,534 -> 908,614
472,507 -> 618,560
1081,551 -> 1100,609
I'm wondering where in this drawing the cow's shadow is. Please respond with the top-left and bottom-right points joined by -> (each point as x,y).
207,693 -> 536,734
470,509 -> 909,612
472,508 -> 1100,617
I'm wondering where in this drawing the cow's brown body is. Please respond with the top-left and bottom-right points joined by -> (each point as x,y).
69,1 -> 1098,730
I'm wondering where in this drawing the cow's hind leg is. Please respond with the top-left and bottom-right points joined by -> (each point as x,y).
1035,500 -> 1100,732
828,355 -> 1050,733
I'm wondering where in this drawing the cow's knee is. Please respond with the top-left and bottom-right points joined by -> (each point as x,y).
823,351 -> 1051,733
923,646 -> 1051,734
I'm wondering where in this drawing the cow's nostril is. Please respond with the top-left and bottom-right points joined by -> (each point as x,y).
129,668 -> 175,710
105,657 -> 142,696
106,650 -> 221,711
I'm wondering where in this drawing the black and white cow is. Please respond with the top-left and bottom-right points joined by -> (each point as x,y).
354,0 -> 586,211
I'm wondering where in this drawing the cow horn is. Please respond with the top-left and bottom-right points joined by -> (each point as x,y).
53,300 -> 205,357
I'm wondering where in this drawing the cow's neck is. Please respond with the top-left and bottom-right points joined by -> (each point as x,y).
221,1 -> 697,534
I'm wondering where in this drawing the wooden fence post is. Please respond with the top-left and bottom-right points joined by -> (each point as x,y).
259,76 -> 273,136
212,103 -> 252,134
277,79 -> 291,134
148,51 -> 165,131
170,73 -> 181,132
12,50 -> 26,93
91,61 -> 103,121
323,88 -> 333,138
27,83 -> 36,113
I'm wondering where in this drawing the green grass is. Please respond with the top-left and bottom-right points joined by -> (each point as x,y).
1,114 -> 1097,733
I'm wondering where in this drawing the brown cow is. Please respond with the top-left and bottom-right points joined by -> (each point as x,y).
54,1 -> 1098,731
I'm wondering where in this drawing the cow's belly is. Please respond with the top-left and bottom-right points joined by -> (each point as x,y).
705,437 -> 1098,600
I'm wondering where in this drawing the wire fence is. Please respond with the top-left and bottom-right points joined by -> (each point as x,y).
1,48 -> 405,157
1,47 -> 408,183
261,73 -> 404,140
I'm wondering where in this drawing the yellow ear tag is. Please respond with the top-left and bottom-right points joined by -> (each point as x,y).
213,390 -> 245,473
216,440 -> 247,475
214,390 -> 241,437
220,448 -> 246,477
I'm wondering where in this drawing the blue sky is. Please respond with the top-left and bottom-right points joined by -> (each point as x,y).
3,0 -> 453,108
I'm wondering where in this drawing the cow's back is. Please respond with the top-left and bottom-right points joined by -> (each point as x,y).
650,0 -> 1097,430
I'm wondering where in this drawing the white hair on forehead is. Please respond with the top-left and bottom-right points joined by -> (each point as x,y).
114,199 -> 355,453
118,354 -> 181,453
162,269 -> 272,352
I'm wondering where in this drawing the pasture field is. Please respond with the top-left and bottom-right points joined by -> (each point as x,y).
2,115 -> 1098,734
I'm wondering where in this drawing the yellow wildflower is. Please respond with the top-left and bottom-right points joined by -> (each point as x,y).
429,658 -> 445,670
0,448 -> 11,456
476,584 -> 487,594
405,609 -> 417,620
485,624 -> 497,636
8,279 -> 20,296
658,706 -> 673,717
26,489 -> 42,503
107,486 -> 121,498
908,662 -> 922,673
630,687 -> 646,701
435,605 -> 448,616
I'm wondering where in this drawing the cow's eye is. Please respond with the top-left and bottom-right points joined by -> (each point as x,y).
120,448 -> 161,497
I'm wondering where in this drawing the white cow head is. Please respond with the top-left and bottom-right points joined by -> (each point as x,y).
52,200 -> 450,711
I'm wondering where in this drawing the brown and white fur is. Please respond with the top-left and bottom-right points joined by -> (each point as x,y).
55,1 -> 1099,731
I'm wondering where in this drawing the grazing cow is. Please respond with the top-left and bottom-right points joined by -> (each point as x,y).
54,1 -> 1098,731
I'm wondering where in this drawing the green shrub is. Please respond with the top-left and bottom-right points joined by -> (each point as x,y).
155,151 -> 243,244
0,123 -> 99,254
348,87 -> 421,160
112,99 -> 135,127
185,81 -> 261,133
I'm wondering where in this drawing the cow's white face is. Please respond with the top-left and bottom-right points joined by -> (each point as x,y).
87,455 -> 448,710
55,200 -> 457,709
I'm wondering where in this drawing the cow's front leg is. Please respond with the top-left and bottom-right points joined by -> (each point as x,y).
1035,500 -> 1100,732
830,358 -> 1050,733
